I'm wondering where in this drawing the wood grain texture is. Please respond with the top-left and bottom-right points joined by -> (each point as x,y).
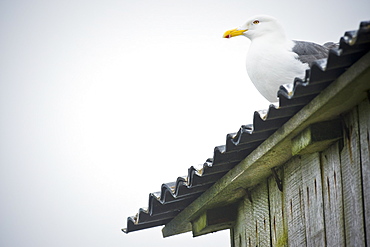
244,191 -> 255,247
284,156 -> 307,246
340,106 -> 365,246
321,142 -> 345,246
268,168 -> 287,247
240,181 -> 271,247
359,98 -> 370,246
252,182 -> 271,247
301,152 -> 326,246
231,201 -> 246,247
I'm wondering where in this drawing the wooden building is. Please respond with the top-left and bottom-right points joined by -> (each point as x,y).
124,20 -> 370,247
163,52 -> 370,247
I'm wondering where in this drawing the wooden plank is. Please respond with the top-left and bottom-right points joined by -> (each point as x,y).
244,192 -> 254,247
232,198 -> 247,247
251,182 -> 270,246
321,142 -> 345,246
300,152 -> 326,246
242,181 -> 270,247
284,156 -> 306,246
268,168 -> 287,247
340,106 -> 366,246
359,98 -> 370,246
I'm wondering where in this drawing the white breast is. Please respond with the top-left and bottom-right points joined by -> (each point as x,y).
246,40 -> 308,102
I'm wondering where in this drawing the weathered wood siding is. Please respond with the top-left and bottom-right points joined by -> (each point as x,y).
231,98 -> 370,247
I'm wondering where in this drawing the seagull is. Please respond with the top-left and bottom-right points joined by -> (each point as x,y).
223,15 -> 333,103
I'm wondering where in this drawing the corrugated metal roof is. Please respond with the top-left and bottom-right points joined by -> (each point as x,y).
122,20 -> 370,234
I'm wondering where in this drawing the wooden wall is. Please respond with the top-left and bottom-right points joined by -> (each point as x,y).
231,98 -> 370,247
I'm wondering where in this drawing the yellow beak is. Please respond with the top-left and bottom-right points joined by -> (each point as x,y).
223,28 -> 247,38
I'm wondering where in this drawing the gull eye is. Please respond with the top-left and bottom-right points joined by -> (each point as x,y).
253,20 -> 260,24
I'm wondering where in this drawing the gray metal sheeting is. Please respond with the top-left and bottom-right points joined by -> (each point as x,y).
123,20 -> 370,233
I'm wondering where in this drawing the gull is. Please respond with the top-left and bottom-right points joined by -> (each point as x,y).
223,15 -> 333,103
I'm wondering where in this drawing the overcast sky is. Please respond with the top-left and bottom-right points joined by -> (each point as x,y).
0,0 -> 369,246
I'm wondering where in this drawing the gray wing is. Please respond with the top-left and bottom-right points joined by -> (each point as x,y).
292,40 -> 331,66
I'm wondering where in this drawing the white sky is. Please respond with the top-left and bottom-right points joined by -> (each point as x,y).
0,0 -> 369,246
